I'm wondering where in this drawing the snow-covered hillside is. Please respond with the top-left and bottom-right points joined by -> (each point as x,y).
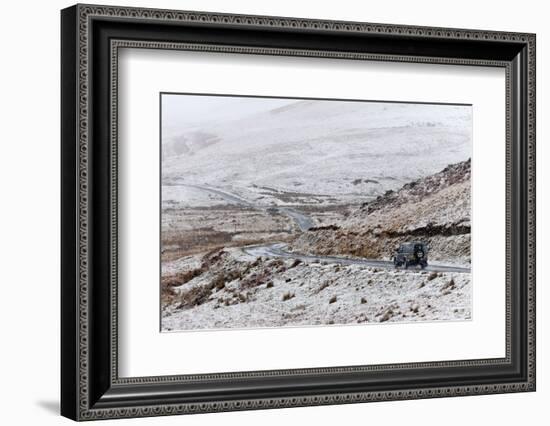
162,95 -> 472,206
162,247 -> 471,331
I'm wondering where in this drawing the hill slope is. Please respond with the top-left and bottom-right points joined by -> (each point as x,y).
162,97 -> 472,206
291,159 -> 471,265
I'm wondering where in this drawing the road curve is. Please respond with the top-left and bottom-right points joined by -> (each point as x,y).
243,243 -> 471,274
175,183 -> 315,231
174,183 -> 255,207
276,207 -> 316,231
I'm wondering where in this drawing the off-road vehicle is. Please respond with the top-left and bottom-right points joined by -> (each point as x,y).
393,242 -> 428,269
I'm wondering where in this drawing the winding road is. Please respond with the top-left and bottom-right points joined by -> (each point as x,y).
176,183 -> 471,274
178,183 -> 315,231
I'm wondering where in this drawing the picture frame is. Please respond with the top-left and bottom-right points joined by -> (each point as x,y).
61,3 -> 536,421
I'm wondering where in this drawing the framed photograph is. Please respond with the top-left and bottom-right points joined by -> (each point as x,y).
61,4 -> 536,421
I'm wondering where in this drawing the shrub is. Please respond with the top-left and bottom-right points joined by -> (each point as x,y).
162,266 -> 206,289
210,268 -> 243,291
441,278 -> 456,291
427,272 -> 438,281
178,285 -> 212,309
160,286 -> 177,307
240,270 -> 270,289
314,280 -> 331,294
289,259 -> 302,268
211,274 -> 226,290
282,292 -> 295,301
201,248 -> 226,267
268,259 -> 284,268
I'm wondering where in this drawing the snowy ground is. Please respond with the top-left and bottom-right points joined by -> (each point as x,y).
161,248 -> 471,331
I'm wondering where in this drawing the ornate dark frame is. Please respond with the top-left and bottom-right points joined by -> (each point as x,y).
61,3 -> 536,421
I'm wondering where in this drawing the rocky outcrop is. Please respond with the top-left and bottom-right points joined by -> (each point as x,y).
291,159 -> 471,265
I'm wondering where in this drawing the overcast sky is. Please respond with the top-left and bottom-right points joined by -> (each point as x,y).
161,93 -> 472,141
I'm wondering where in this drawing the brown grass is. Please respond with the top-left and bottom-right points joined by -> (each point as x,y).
162,266 -> 206,289
239,272 -> 265,289
161,228 -> 233,261
427,271 -> 438,281
313,280 -> 331,294
282,292 -> 295,301
177,285 -> 212,309
289,259 -> 302,268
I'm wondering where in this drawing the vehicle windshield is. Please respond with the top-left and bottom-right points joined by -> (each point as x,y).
399,243 -> 425,252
